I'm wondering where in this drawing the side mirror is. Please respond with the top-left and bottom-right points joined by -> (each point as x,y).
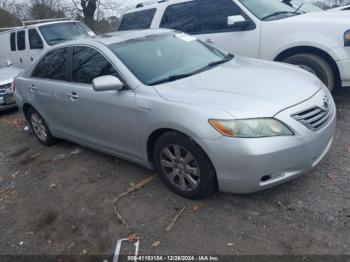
227,15 -> 251,30
92,75 -> 124,92
5,60 -> 13,67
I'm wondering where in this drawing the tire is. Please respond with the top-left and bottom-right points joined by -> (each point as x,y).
153,132 -> 217,199
283,53 -> 335,92
28,107 -> 56,146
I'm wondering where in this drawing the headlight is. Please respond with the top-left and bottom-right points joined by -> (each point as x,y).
345,30 -> 350,47
209,118 -> 294,138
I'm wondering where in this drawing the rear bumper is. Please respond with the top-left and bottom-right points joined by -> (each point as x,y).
195,88 -> 336,194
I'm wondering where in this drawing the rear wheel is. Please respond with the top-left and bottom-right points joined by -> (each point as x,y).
28,108 -> 56,146
283,53 -> 335,92
153,132 -> 217,199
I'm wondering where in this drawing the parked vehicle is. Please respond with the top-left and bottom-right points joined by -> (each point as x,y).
0,59 -> 22,111
15,29 -> 336,198
0,18 -> 95,69
119,0 -> 350,91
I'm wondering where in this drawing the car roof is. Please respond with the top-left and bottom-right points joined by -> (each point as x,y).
124,0 -> 194,14
0,20 -> 82,35
54,28 -> 175,48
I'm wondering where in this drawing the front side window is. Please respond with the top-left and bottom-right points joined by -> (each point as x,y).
160,1 -> 198,34
239,0 -> 300,20
32,48 -> 67,81
29,29 -> 44,49
10,32 -> 16,51
72,47 -> 118,84
17,30 -> 26,51
119,9 -> 156,31
109,33 -> 231,85
197,0 -> 242,33
39,22 -> 92,46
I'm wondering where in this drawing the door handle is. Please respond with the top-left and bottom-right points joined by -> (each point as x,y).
30,84 -> 36,92
206,38 -> 214,44
67,92 -> 79,100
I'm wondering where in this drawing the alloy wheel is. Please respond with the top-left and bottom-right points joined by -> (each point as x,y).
160,144 -> 200,192
31,112 -> 48,142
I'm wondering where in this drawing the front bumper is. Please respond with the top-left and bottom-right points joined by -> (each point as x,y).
0,93 -> 17,111
336,59 -> 350,87
196,88 -> 336,194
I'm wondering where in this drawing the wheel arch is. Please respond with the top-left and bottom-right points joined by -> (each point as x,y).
146,128 -> 216,173
274,46 -> 341,87
23,103 -> 34,122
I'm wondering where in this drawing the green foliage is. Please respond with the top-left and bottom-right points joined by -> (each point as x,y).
31,4 -> 66,20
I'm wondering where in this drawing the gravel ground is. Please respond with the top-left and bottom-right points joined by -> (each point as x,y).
0,87 -> 349,259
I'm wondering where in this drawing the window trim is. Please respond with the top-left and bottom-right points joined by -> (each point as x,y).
160,0 -> 256,35
119,8 -> 157,31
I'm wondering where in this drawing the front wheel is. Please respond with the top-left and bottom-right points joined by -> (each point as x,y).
153,132 -> 217,199
28,108 -> 56,146
283,53 -> 335,92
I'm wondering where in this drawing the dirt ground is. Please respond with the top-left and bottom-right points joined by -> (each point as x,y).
0,88 -> 349,259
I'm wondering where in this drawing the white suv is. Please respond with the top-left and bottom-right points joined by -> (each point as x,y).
119,0 -> 350,91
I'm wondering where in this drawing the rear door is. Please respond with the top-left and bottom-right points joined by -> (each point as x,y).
30,47 -> 70,131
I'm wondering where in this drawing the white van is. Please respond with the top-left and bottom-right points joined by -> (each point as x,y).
0,18 -> 95,69
119,0 -> 350,91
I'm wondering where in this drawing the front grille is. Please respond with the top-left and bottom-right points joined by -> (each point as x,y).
0,83 -> 12,96
292,106 -> 332,131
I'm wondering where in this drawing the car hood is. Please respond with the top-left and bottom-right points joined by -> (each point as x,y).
288,10 -> 350,23
0,67 -> 22,86
154,57 -> 321,118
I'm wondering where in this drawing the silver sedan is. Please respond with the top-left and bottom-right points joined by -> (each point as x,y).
15,29 -> 336,198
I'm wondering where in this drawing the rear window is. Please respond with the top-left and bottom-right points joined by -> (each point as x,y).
160,1 -> 198,34
10,32 -> 16,51
119,9 -> 156,31
17,30 -> 26,51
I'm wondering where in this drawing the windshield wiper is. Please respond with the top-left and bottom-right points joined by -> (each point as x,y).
207,54 -> 234,67
149,54 -> 234,86
149,72 -> 198,85
261,11 -> 296,21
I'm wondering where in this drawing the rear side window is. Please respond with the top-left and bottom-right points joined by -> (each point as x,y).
119,9 -> 156,31
160,1 -> 198,34
197,0 -> 242,33
17,30 -> 26,51
10,32 -> 16,51
29,29 -> 44,49
32,48 -> 68,81
72,46 -> 119,84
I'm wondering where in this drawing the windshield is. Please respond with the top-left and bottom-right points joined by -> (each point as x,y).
288,0 -> 323,12
239,0 -> 300,20
109,33 -> 232,86
39,22 -> 94,46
